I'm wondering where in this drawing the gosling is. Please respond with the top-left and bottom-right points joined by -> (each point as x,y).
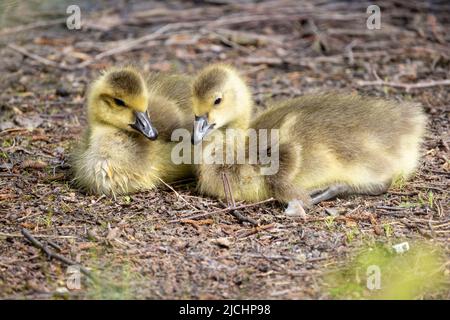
70,66 -> 193,196
191,64 -> 426,206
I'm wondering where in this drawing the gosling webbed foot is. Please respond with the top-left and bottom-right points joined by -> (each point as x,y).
310,184 -> 351,205
310,182 -> 391,205
309,188 -> 328,198
284,199 -> 308,217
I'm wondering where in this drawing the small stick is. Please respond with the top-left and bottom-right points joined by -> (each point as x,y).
400,219 -> 433,238
237,223 -> 275,238
21,228 -> 96,281
8,44 -> 74,71
74,20 -> 210,69
0,18 -> 65,36
376,205 -> 405,211
182,219 -> 214,226
222,172 -> 258,225
357,79 -> 450,91
156,177 -> 197,210
222,172 -> 236,207
169,198 -> 275,223
204,29 -> 252,54
8,21 -> 202,70
0,232 -> 76,239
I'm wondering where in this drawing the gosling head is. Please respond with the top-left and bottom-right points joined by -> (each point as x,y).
191,64 -> 252,145
87,66 -> 158,140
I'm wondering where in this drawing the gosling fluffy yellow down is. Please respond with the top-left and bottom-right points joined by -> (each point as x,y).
71,66 -> 193,196
191,64 -> 426,206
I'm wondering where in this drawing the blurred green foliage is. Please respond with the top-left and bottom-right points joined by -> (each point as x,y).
325,241 -> 447,299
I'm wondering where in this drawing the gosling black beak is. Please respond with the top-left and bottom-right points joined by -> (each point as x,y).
192,115 -> 215,145
130,111 -> 158,140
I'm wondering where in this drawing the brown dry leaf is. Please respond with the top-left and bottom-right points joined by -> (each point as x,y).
369,214 -> 383,235
31,135 -> 50,142
78,242 -> 97,250
34,37 -> 72,46
21,160 -> 47,170
20,222 -> 35,229
238,223 -> 275,238
68,51 -> 92,61
0,193 -> 16,201
44,173 -> 65,182
90,62 -> 110,70
186,219 -> 214,226
345,219 -> 357,227
165,34 -> 199,46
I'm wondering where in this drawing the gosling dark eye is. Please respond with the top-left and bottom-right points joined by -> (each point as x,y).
214,97 -> 222,105
114,98 -> 126,107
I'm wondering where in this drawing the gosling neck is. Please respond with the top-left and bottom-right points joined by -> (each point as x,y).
222,82 -> 253,132
226,113 -> 251,132
213,95 -> 252,152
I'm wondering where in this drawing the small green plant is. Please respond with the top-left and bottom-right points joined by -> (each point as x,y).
391,175 -> 407,190
345,227 -> 360,243
427,191 -> 434,208
35,210 -> 53,228
324,216 -> 336,230
418,191 -> 434,208
2,139 -> 12,148
399,201 -> 416,209
45,210 -> 53,228
383,224 -> 393,238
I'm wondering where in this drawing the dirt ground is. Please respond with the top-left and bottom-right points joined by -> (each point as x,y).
0,0 -> 449,299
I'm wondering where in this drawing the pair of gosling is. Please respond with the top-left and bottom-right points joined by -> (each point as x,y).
71,64 -> 426,208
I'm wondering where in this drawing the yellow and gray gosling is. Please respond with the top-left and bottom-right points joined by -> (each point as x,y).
70,66 -> 194,196
190,64 -> 426,206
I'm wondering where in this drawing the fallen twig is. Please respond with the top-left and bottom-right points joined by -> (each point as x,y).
181,219 -> 214,230
21,228 -> 96,281
400,219 -> 433,238
237,223 -> 275,238
222,172 -> 259,225
156,176 -> 196,210
0,232 -> 76,239
204,29 -> 253,54
75,20 -> 210,68
7,44 -> 74,71
7,21 -> 205,70
357,79 -> 450,91
169,198 -> 275,223
0,18 -> 65,36
376,205 -> 409,211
